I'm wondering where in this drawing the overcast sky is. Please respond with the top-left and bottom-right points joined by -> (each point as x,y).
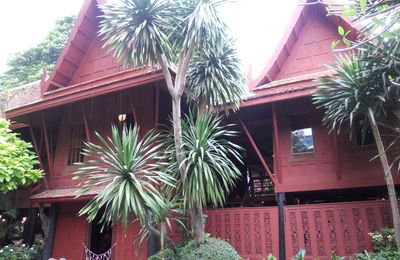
0,0 -> 298,79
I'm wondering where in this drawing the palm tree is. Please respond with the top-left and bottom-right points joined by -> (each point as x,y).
162,111 -> 243,241
313,40 -> 400,247
74,125 -> 176,246
98,0 -> 246,243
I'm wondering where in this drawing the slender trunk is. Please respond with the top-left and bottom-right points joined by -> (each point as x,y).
148,224 -> 177,253
369,114 -> 400,249
172,97 -> 187,184
192,199 -> 204,244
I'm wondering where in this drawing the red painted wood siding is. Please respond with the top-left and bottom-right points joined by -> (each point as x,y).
205,207 -> 279,259
113,221 -> 147,260
275,8 -> 344,80
273,98 -> 398,193
52,202 -> 89,259
284,200 -> 394,259
51,86 -> 157,189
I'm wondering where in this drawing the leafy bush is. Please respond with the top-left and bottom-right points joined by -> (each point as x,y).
355,250 -> 400,260
148,247 -> 175,260
368,228 -> 396,252
179,237 -> 240,260
149,237 -> 241,260
0,119 -> 42,192
0,244 -> 40,260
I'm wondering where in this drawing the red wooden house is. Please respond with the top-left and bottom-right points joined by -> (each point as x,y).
4,0 -> 399,259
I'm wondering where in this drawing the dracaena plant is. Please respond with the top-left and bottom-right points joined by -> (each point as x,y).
74,125 -> 175,231
99,0 -> 246,243
162,111 -> 243,234
313,41 -> 400,248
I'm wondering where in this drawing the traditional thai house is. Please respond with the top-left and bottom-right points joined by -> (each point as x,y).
4,0 -> 399,259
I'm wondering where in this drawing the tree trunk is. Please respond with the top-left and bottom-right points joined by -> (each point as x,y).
171,97 -> 187,184
369,114 -> 400,249
148,225 -> 177,253
39,205 -> 49,239
192,200 -> 204,244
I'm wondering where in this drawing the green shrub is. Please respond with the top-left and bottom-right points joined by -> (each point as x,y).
355,250 -> 400,260
368,228 -> 396,252
148,247 -> 175,260
179,237 -> 240,260
149,237 -> 241,260
0,244 -> 40,260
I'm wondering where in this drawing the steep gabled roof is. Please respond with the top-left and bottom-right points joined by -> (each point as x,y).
248,0 -> 356,90
43,0 -> 106,93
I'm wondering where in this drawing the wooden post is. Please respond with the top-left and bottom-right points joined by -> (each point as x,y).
29,126 -> 49,190
81,102 -> 91,142
42,203 -> 59,260
154,86 -> 160,130
41,112 -> 53,174
272,104 -> 282,184
277,193 -> 286,260
237,117 -> 275,183
332,133 -> 341,180
128,89 -> 138,124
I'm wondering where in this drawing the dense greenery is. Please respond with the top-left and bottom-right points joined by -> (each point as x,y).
148,237 -> 241,260
96,0 -> 246,244
0,16 -> 75,89
0,119 -> 42,192
0,244 -> 40,260
74,125 -> 175,229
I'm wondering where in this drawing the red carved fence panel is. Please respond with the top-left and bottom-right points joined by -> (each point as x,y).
284,200 -> 393,259
205,207 -> 279,259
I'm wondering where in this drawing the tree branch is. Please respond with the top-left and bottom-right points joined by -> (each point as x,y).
175,42 -> 195,98
156,52 -> 176,98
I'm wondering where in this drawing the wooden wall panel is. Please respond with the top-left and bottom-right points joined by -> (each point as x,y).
275,8 -> 345,80
284,200 -> 395,259
205,207 -> 279,259
273,98 -> 398,193
113,221 -> 147,260
52,202 -> 89,259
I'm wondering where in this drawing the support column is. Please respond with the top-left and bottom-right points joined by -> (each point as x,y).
277,193 -> 286,260
42,204 -> 59,260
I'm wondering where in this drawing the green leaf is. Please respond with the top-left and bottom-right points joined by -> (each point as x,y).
338,26 -> 345,36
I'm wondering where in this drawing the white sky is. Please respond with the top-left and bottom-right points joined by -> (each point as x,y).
0,0 -> 298,80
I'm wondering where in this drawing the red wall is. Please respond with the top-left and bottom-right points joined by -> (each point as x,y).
275,7 -> 344,80
273,98 -> 398,193
51,85 -> 158,189
52,202 -> 89,259
113,221 -> 147,260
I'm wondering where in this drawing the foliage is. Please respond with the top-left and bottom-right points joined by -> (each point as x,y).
354,250 -> 400,260
178,237 -> 240,260
0,16 -> 75,89
369,228 -> 397,253
0,244 -> 40,260
97,0 -> 246,244
186,39 -> 246,112
74,125 -> 175,229
0,119 -> 42,192
148,247 -> 176,260
328,0 -> 400,49
163,111 -> 243,208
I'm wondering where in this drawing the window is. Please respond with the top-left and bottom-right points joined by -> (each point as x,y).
355,118 -> 375,146
67,125 -> 84,165
291,114 -> 314,153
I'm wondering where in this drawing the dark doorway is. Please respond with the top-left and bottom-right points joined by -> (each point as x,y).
90,213 -> 113,254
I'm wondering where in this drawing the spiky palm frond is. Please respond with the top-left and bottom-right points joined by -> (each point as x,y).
313,53 -> 391,135
187,39 -> 246,112
74,125 -> 175,229
162,112 -> 243,208
99,0 -> 176,68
